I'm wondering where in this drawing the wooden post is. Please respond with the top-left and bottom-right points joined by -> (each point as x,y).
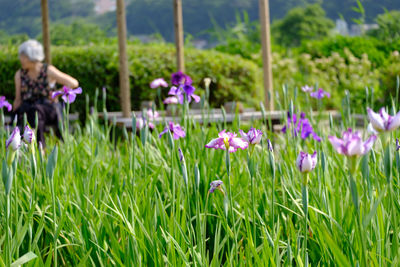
116,0 -> 131,117
173,0 -> 185,72
259,0 -> 274,110
41,0 -> 51,64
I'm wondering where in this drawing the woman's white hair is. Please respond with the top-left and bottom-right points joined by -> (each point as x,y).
18,39 -> 45,62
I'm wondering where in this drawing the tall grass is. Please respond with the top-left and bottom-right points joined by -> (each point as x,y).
0,87 -> 400,266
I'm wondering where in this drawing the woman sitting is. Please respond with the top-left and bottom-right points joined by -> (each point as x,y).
13,39 -> 79,147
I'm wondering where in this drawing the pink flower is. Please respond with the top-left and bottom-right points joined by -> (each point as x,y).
150,78 -> 168,89
239,128 -> 263,145
159,122 -> 186,139
367,107 -> 400,132
329,128 -> 377,157
205,130 -> 248,153
301,85 -> 314,93
163,96 -> 179,104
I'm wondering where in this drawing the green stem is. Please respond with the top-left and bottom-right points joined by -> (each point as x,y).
302,183 -> 308,264
51,179 -> 57,267
6,193 -> 11,266
356,210 -> 367,266
250,158 -> 256,246
226,150 -> 238,263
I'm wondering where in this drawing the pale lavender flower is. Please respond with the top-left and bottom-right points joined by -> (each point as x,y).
367,107 -> 400,132
159,122 -> 186,139
205,130 -> 248,153
6,127 -> 21,151
163,96 -> 179,104
267,139 -> 273,152
239,128 -> 263,145
0,96 -> 12,112
52,86 -> 82,103
396,138 -> 400,151
329,128 -> 377,156
150,78 -> 168,89
23,125 -> 34,144
310,88 -> 331,99
296,151 -> 317,173
301,85 -> 314,93
136,117 -> 155,130
209,180 -> 224,193
147,109 -> 159,120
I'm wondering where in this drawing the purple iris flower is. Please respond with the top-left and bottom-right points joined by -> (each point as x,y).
168,85 -> 200,104
168,72 -> 200,104
397,138 -> 400,151
301,85 -> 314,93
209,180 -> 224,193
282,112 -> 321,142
310,88 -> 330,99
239,128 -> 263,145
329,128 -> 377,156
6,127 -> 21,151
367,107 -> 400,132
150,78 -> 168,89
171,71 -> 192,86
52,86 -> 82,103
159,122 -> 186,139
297,151 -> 317,173
23,125 -> 34,144
205,130 -> 248,153
0,96 -> 12,112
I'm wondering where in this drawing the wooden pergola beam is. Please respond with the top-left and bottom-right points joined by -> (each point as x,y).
259,0 -> 274,110
116,0 -> 131,117
173,0 -> 185,72
41,0 -> 51,64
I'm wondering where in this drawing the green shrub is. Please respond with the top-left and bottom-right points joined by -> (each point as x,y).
298,36 -> 390,67
379,51 -> 400,101
0,44 -> 263,113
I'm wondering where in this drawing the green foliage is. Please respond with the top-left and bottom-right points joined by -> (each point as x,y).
298,36 -> 389,67
0,44 -> 262,112
368,10 -> 400,43
272,3 -> 335,47
38,20 -> 108,46
212,12 -> 261,61
379,51 -> 400,96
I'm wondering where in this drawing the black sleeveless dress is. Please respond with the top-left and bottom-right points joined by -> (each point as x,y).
15,64 -> 63,147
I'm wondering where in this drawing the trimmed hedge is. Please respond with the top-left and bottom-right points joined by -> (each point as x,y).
298,36 -> 400,68
0,44 -> 263,112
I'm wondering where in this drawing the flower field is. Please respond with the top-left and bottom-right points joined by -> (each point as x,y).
1,74 -> 400,266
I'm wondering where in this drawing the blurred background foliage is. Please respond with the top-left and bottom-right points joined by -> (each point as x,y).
0,0 -> 399,112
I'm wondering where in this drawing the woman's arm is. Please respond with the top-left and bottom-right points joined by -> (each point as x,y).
13,70 -> 21,111
47,65 -> 79,89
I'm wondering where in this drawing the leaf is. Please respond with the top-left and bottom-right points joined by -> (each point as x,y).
2,159 -> 13,195
383,145 -> 392,184
46,146 -> 58,180
11,252 -> 37,267
349,173 -> 359,213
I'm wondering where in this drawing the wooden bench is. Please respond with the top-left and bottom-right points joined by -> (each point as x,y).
108,109 -> 366,130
